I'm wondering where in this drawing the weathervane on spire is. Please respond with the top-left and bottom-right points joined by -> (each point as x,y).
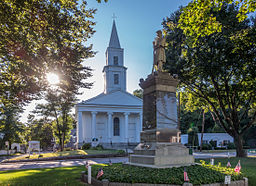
112,13 -> 117,21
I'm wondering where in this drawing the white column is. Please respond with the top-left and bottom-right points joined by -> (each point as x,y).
139,112 -> 143,133
77,111 -> 83,143
135,113 -> 141,142
124,112 -> 130,143
107,112 -> 113,142
91,111 -> 97,139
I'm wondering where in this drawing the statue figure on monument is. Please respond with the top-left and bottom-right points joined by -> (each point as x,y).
152,30 -> 166,73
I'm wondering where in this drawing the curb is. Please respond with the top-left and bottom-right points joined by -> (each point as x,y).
1,153 -> 128,163
81,173 -> 248,186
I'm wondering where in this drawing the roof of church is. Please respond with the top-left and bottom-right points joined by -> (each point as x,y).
78,90 -> 142,107
108,20 -> 121,48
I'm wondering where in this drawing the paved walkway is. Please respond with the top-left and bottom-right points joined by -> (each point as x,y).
1,152 -> 255,171
0,157 -> 127,171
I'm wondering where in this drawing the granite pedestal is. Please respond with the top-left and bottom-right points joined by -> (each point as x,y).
129,72 -> 194,168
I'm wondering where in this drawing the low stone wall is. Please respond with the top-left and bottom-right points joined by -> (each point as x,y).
81,173 -> 248,186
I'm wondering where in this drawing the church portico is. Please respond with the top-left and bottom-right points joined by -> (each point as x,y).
76,109 -> 142,148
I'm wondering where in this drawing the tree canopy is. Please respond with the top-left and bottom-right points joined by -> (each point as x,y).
179,0 -> 256,42
0,0 -> 95,109
0,0 -> 98,146
164,3 -> 256,157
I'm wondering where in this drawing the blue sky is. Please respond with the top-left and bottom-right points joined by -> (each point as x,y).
21,0 -> 191,122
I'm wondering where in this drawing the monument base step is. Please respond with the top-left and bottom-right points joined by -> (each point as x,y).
125,161 -> 195,169
129,142 -> 194,167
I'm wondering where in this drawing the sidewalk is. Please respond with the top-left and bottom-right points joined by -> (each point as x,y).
1,153 -> 127,164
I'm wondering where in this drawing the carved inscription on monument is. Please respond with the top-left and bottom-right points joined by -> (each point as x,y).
156,92 -> 177,129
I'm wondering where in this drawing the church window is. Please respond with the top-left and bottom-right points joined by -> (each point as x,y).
113,117 -> 120,136
114,56 -> 118,65
114,74 -> 119,84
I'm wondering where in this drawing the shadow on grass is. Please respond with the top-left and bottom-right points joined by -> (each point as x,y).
0,166 -> 86,186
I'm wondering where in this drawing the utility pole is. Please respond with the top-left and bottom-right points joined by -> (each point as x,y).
200,109 -> 205,152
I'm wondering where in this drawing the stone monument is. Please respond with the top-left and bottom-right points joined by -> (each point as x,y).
129,30 -> 194,168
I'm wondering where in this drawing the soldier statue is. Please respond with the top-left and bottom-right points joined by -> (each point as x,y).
152,30 -> 166,73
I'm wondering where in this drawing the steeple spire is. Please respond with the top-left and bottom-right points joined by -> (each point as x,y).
109,20 -> 121,48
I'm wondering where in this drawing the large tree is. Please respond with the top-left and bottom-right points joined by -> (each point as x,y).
34,85 -> 77,151
25,115 -> 54,150
0,0 -> 97,145
164,4 -> 256,157
0,0 -> 95,107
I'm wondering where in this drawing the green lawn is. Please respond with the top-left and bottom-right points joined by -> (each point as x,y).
1,157 -> 254,185
9,149 -> 122,161
196,157 -> 256,186
0,166 -> 88,186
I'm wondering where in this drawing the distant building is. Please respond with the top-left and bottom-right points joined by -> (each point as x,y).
181,133 -> 234,147
76,20 -> 143,149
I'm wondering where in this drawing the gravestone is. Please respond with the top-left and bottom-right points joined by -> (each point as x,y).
129,30 -> 194,168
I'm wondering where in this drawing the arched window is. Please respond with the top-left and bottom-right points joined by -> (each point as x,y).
113,117 -> 120,136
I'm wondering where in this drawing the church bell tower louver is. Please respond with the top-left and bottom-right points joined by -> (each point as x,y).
103,20 -> 127,94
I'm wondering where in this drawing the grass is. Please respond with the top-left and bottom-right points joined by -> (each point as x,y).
195,157 -> 256,186
0,166 -> 88,186
0,152 -> 22,157
199,149 -> 236,153
9,149 -> 122,161
0,157 -> 255,185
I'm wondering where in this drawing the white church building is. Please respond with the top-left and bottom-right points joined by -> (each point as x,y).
76,21 -> 143,149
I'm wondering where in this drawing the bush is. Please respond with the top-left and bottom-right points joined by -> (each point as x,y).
187,127 -> 199,146
209,140 -> 217,148
87,163 -> 243,185
227,143 -> 236,149
117,150 -> 125,154
215,147 -> 226,150
82,143 -> 91,150
202,143 -> 212,150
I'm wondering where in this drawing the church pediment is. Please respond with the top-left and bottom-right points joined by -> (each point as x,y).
78,91 -> 142,106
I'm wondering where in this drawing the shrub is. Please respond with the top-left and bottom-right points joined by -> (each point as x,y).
215,147 -> 226,150
82,143 -> 91,150
187,127 -> 199,146
202,143 -> 212,150
117,150 -> 125,154
209,140 -> 217,148
227,143 -> 236,149
86,163 -> 243,185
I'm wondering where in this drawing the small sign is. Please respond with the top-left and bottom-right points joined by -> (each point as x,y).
210,158 -> 214,165
91,138 -> 99,147
28,141 -> 40,152
224,175 -> 231,184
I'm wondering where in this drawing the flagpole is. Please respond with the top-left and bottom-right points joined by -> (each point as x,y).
88,166 -> 91,184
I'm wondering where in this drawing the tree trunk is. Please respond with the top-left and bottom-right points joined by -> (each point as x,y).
178,92 -> 181,130
234,134 -> 247,157
62,132 -> 65,151
59,136 -> 63,151
200,110 -> 205,152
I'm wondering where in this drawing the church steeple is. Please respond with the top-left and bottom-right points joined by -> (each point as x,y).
108,20 -> 121,48
103,20 -> 127,94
